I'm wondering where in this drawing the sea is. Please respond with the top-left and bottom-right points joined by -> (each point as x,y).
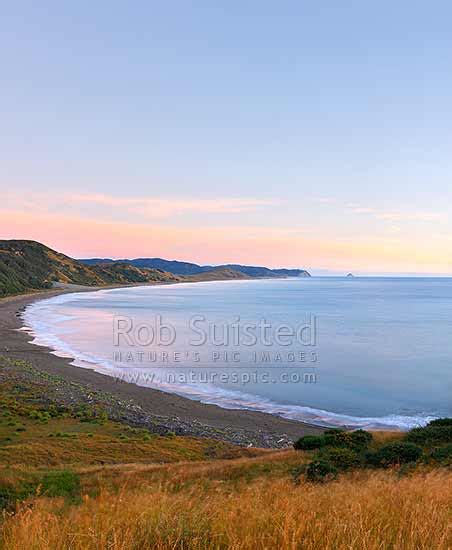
22,277 -> 452,429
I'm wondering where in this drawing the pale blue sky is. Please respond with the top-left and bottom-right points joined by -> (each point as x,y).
1,2 -> 452,273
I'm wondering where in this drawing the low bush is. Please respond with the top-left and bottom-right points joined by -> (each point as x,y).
53,432 -> 77,439
294,429 -> 373,452
0,470 -> 81,509
40,470 -> 81,501
293,435 -> 325,450
429,444 -> 452,465
323,429 -> 373,450
427,418 -> 452,427
367,442 -> 423,468
405,425 -> 452,446
349,429 -> 373,448
28,410 -> 51,423
319,447 -> 362,470
0,482 -> 35,510
306,460 -> 338,482
323,428 -> 343,436
0,487 -> 16,509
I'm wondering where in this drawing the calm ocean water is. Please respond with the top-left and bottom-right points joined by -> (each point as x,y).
23,278 -> 452,429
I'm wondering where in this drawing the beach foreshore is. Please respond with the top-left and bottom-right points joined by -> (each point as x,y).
0,287 -> 325,448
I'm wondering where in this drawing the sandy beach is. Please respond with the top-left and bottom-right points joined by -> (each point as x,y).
0,288 -> 324,447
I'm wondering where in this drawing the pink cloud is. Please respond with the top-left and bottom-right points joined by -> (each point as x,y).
2,208 -> 452,273
3,191 -> 277,220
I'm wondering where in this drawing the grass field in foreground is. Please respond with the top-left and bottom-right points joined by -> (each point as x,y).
1,454 -> 451,550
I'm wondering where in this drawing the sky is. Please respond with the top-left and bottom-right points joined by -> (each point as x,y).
1,1 -> 452,275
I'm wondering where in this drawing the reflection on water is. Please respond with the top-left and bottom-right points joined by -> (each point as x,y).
23,277 -> 452,429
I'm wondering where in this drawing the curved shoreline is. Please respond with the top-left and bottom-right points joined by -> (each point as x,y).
0,287 -> 326,447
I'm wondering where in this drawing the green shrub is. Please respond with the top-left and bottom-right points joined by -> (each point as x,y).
427,418 -> 452,427
0,470 -> 81,509
40,470 -> 81,501
28,409 -> 51,423
54,432 -> 77,439
350,429 -> 373,448
405,426 -> 452,446
367,442 -> 423,468
323,429 -> 372,450
306,460 -> 338,482
0,486 -> 17,509
323,429 -> 349,447
429,444 -> 452,465
295,429 -> 373,452
323,428 -> 343,436
319,447 -> 362,470
293,435 -> 325,451
0,482 -> 35,509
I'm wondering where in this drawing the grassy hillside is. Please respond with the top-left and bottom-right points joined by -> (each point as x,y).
1,436 -> 451,548
0,240 -> 222,297
3,461 -> 450,549
186,267 -> 249,281
217,264 -> 310,278
0,361 -> 257,470
0,240 -> 103,295
0,239 -> 310,297
0,240 -> 255,297
91,262 -> 180,285
80,257 -> 311,278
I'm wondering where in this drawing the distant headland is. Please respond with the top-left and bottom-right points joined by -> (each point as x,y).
0,239 -> 310,297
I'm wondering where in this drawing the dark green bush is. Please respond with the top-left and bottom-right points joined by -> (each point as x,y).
0,486 -> 18,509
295,429 -> 373,452
0,470 -> 81,509
427,418 -> 452,427
319,447 -> 362,470
306,460 -> 338,482
293,435 -> 325,450
429,444 -> 452,465
350,429 -> 373,448
367,442 -> 423,468
405,426 -> 452,446
323,428 -> 344,436
323,429 -> 372,450
0,481 -> 35,509
40,470 -> 81,500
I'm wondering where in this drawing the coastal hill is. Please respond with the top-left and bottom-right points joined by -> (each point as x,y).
186,267 -> 249,281
0,240 -> 310,297
80,257 -> 311,278
0,240 -> 181,296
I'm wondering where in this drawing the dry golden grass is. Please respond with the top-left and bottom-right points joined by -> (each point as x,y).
73,449 -> 297,496
1,453 -> 451,550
